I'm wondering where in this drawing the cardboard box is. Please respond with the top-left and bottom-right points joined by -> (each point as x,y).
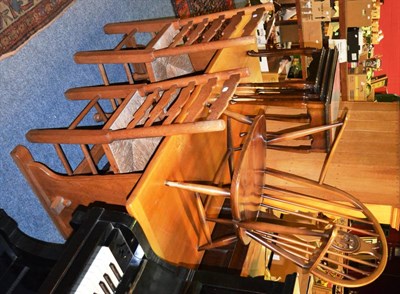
302,21 -> 323,49
300,0 -> 331,22
311,0 -> 331,21
347,74 -> 369,101
279,24 -> 300,44
345,0 -> 372,27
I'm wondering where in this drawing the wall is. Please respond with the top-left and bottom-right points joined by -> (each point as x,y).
374,1 -> 400,94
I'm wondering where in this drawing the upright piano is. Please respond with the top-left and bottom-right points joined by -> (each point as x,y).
0,206 -> 297,293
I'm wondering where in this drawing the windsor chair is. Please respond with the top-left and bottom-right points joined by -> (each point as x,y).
166,113 -> 388,288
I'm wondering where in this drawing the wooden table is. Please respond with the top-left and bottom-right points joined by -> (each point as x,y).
125,43 -> 263,266
124,37 -> 342,271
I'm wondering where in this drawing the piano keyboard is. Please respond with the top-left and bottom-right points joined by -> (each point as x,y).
73,246 -> 123,294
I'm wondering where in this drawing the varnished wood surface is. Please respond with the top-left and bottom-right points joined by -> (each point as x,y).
126,131 -> 227,267
125,40 -> 263,266
26,120 -> 227,144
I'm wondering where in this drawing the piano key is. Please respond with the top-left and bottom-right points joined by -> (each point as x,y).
99,280 -> 111,294
110,262 -> 122,282
72,246 -> 124,294
94,248 -> 122,288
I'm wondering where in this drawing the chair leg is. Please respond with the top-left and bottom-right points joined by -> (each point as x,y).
266,145 -> 312,153
165,181 -> 230,197
318,112 -> 349,184
199,234 -> 238,250
266,121 -> 343,144
247,48 -> 321,57
265,113 -> 311,123
223,109 -> 253,125
194,193 -> 212,245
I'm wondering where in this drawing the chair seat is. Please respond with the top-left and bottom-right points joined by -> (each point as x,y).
150,24 -> 194,82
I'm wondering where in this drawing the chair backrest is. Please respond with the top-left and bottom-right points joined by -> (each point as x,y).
308,46 -> 327,93
262,167 -> 388,288
74,3 -> 274,83
26,68 -> 248,174
233,47 -> 339,103
319,47 -> 339,103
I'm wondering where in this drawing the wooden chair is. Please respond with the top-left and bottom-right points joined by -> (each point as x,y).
165,113 -> 388,288
73,3 -> 274,84
230,47 -> 340,152
242,47 -> 327,101
12,68 -> 248,237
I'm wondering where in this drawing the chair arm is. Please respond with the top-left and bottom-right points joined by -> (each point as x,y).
26,120 -> 226,144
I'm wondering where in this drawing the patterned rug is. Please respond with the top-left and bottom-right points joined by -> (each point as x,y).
0,0 -> 75,60
172,0 -> 235,18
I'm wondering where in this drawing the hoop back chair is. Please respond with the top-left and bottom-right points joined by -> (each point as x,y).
74,3 -> 274,84
165,114 -> 388,288
12,68 -> 247,237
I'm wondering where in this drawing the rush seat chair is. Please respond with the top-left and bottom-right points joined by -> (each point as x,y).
12,68 -> 248,237
73,3 -> 274,84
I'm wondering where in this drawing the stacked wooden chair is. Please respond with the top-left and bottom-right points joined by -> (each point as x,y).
73,3 -> 274,84
242,47 -> 328,103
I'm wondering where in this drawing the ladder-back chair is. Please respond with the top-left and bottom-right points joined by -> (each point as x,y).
74,3 -> 274,84
27,68 -> 248,173
12,68 -> 248,237
165,114 -> 388,288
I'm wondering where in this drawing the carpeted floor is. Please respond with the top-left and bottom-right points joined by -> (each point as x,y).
0,0 -> 246,244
